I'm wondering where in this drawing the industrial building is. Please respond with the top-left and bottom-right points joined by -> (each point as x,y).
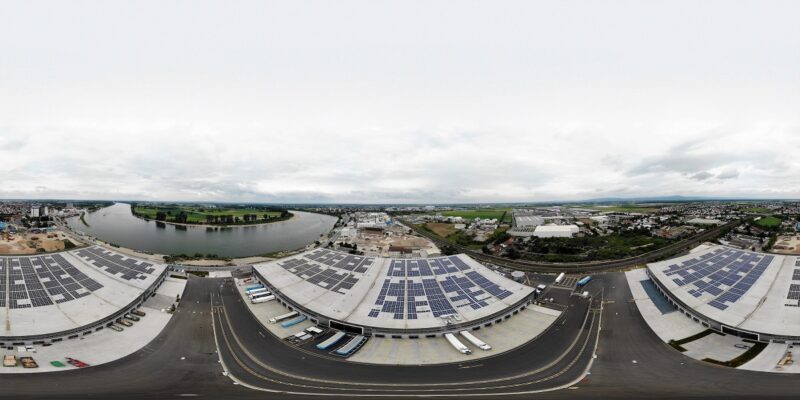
0,246 -> 167,346
647,244 -> 800,342
252,249 -> 536,338
533,225 -> 579,238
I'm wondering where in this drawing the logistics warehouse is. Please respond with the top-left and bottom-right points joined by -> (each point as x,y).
0,246 -> 167,346
647,244 -> 800,343
251,248 -> 536,338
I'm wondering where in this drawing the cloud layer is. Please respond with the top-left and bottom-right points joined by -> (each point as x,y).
1,1 -> 799,203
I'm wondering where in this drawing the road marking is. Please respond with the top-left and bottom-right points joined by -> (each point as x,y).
212,290 -> 601,394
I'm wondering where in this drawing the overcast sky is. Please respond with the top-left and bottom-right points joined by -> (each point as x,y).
1,1 -> 799,203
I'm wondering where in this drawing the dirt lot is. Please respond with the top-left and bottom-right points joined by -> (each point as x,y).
771,235 -> 800,255
426,222 -> 458,237
0,231 -> 75,255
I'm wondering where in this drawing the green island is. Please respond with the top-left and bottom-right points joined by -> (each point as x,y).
130,203 -> 292,226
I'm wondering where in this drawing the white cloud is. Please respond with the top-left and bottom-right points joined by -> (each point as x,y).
1,1 -> 799,202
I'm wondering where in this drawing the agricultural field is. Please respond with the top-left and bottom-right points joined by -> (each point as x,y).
754,216 -> 782,229
742,206 -> 771,213
440,208 -> 513,222
580,205 -> 661,214
132,204 -> 287,225
425,222 -> 458,237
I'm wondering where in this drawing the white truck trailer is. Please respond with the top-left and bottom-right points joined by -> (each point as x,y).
444,333 -> 472,355
459,330 -> 492,351
251,294 -> 276,304
555,272 -> 566,284
269,311 -> 298,323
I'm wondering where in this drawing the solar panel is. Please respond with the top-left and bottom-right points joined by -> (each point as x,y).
664,248 -> 773,310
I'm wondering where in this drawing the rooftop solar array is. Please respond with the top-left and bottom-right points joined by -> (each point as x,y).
1,254 -> 105,309
368,256 -> 514,320
786,266 -> 800,307
661,247 -> 773,311
0,258 -> 6,308
73,247 -> 157,281
277,249 -> 374,295
257,249 -> 534,331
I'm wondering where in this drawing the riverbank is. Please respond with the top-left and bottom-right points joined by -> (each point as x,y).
132,212 -> 295,229
66,203 -> 337,258
129,203 -> 293,227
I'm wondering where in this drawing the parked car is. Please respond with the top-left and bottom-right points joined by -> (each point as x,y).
117,319 -> 133,327
20,357 -> 38,368
131,310 -> 146,317
109,325 -> 124,332
65,357 -> 89,368
3,355 -> 17,367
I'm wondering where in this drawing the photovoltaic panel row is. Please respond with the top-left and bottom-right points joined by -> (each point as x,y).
0,258 -> 6,308
786,269 -> 800,307
278,253 -> 364,295
304,249 -> 373,273
74,247 -> 155,281
5,254 -> 105,309
662,248 -> 773,311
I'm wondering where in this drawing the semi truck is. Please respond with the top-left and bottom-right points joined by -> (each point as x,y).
555,272 -> 566,284
269,311 -> 298,324
246,287 -> 269,297
245,285 -> 265,294
251,294 -> 276,304
459,330 -> 491,351
444,333 -> 472,355
316,331 -> 346,350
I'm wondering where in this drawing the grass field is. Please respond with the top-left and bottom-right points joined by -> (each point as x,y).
581,205 -> 661,214
425,222 -> 458,237
755,216 -> 782,228
743,206 -> 771,213
132,205 -> 284,224
440,209 -> 512,222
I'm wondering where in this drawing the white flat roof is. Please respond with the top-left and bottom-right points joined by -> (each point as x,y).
534,225 -> 578,232
648,244 -> 800,338
254,249 -> 534,331
1,246 -> 166,338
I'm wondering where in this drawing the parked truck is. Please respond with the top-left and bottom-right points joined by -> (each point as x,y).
269,311 -> 298,324
251,294 -> 276,304
444,333 -> 472,355
459,330 -> 492,351
555,272 -> 566,284
577,275 -> 592,288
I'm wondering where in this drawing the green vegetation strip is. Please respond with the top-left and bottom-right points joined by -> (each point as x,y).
702,341 -> 768,368
668,329 -> 716,352
755,216 -> 782,228
79,212 -> 90,227
132,204 -> 289,225
439,208 -> 512,221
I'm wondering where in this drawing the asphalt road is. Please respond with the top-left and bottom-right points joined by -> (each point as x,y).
212,278 -> 600,395
1,274 -> 799,399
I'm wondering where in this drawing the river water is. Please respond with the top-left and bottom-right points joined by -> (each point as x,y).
66,203 -> 336,257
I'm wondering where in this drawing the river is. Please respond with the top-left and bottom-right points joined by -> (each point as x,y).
66,203 -> 337,257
